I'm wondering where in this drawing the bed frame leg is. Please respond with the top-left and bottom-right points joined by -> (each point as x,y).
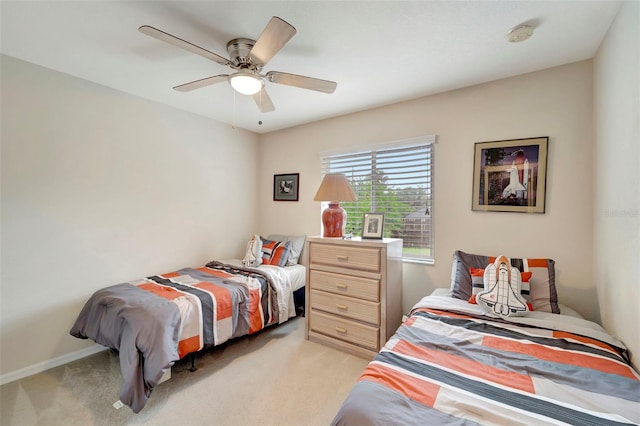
188,353 -> 197,372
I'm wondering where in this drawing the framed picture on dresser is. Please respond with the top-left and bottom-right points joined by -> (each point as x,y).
362,213 -> 384,239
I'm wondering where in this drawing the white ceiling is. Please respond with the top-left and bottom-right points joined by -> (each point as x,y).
1,1 -> 621,134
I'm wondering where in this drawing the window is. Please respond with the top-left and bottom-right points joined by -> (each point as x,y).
320,136 -> 435,262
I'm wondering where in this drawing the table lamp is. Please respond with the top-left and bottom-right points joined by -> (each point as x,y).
313,173 -> 357,238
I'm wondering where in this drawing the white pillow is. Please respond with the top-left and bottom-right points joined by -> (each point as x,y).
242,234 -> 263,267
267,234 -> 305,266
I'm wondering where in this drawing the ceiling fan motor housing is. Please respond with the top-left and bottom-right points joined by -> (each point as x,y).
227,38 -> 258,69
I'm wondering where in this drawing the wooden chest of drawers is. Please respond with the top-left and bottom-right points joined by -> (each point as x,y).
304,237 -> 403,358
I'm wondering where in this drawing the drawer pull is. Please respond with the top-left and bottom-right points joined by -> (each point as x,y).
336,255 -> 349,262
335,283 -> 348,290
335,327 -> 347,334
336,304 -> 348,310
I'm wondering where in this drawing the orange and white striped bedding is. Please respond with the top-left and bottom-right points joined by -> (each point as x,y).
332,295 -> 640,425
71,260 -> 294,413
131,262 -> 287,359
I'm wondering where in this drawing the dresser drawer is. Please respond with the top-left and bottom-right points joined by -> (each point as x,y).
311,290 -> 380,324
309,270 -> 379,302
310,311 -> 379,351
310,243 -> 380,272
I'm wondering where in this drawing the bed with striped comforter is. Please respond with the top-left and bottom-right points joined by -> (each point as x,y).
332,295 -> 640,425
70,260 -> 294,413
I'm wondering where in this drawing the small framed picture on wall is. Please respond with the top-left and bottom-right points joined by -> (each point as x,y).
273,173 -> 299,201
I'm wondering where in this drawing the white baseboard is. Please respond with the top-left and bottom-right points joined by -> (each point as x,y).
0,344 -> 108,385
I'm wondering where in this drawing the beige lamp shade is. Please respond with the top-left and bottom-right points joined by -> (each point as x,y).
313,173 -> 357,202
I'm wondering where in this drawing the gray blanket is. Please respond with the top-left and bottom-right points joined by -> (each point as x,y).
70,283 -> 181,413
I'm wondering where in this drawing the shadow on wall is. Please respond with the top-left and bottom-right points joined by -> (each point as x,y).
402,261 -> 439,314
555,280 -> 600,324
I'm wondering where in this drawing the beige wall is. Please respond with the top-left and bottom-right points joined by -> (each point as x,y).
259,60 -> 597,321
0,56 -> 260,380
593,0 -> 639,365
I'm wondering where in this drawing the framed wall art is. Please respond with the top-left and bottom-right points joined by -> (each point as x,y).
362,213 -> 384,239
472,136 -> 548,213
273,173 -> 299,201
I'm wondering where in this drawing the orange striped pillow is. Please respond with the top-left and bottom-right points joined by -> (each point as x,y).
260,237 -> 292,267
469,267 -> 485,298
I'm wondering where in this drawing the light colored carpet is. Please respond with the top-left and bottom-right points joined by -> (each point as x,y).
0,317 -> 370,426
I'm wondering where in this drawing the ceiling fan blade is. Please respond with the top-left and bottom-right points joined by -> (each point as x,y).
173,75 -> 229,92
139,25 -> 232,67
266,71 -> 337,94
252,88 -> 275,113
249,17 -> 296,66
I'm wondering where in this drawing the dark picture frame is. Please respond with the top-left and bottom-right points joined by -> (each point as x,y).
472,136 -> 549,213
273,173 -> 299,201
362,213 -> 384,239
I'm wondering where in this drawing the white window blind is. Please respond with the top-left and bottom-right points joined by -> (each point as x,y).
320,138 -> 434,262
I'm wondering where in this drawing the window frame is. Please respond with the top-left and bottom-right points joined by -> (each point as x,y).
319,136 -> 436,264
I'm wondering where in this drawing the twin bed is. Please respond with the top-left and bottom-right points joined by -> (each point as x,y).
332,293 -> 639,425
332,251 -> 640,425
70,235 -> 306,413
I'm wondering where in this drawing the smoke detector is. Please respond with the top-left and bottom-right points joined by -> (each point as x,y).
508,24 -> 534,43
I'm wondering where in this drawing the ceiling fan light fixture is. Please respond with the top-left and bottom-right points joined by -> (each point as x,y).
229,72 -> 263,95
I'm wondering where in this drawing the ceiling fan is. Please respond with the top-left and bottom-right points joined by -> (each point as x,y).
139,16 -> 337,113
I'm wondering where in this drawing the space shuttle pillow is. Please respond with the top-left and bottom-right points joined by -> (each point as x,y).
476,255 -> 530,318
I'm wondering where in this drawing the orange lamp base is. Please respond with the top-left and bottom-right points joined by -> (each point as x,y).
322,202 -> 346,238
